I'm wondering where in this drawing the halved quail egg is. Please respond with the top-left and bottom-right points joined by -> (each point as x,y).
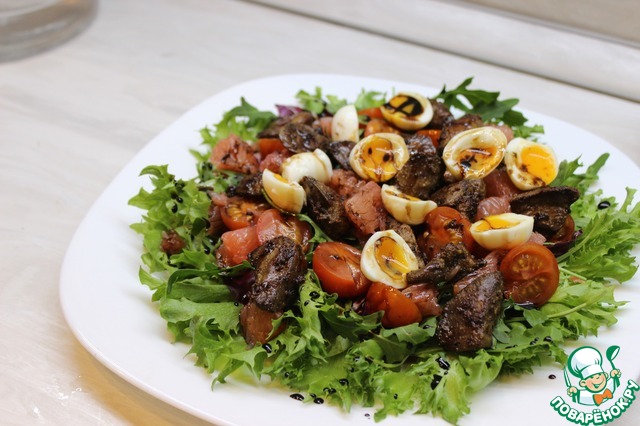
470,213 -> 534,250
349,133 -> 409,182
442,126 -> 507,180
331,104 -> 359,142
281,148 -> 333,184
380,92 -> 433,131
262,169 -> 305,213
504,137 -> 559,190
380,184 -> 437,225
360,230 -> 420,289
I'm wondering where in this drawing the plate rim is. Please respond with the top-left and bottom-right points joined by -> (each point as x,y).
59,73 -> 640,426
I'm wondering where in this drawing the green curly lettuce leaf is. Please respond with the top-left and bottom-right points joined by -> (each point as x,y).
295,87 -> 385,115
200,97 -> 276,146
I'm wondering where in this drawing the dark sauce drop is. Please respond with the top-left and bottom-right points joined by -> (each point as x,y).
598,201 -> 611,209
171,204 -> 178,213
314,397 -> 324,405
516,302 -> 536,310
549,374 -> 556,380
339,378 -> 349,386
431,374 -> 442,390
310,291 -> 320,300
436,357 -> 450,370
290,393 -> 304,401
385,96 -> 423,115
262,343 -> 272,353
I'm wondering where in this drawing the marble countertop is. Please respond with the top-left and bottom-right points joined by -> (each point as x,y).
2,0 -> 639,424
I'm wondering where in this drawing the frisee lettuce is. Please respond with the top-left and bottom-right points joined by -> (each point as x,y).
295,87 -> 386,115
129,90 -> 640,424
200,97 -> 276,146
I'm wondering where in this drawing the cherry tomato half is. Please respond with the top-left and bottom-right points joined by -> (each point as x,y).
415,129 -> 441,148
358,107 -> 384,121
312,242 -> 371,298
366,282 -> 422,328
499,242 -> 559,307
419,206 -> 475,258
220,196 -> 269,230
255,209 -> 312,251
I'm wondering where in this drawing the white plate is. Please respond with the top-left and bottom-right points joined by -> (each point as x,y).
60,74 -> 640,425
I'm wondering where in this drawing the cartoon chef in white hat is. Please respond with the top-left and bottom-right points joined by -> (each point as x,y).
566,346 -> 621,406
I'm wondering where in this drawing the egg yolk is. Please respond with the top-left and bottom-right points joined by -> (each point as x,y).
521,145 -> 557,184
458,143 -> 501,178
374,236 -> 412,279
384,94 -> 423,117
474,215 -> 517,232
273,173 -> 289,183
357,136 -> 400,181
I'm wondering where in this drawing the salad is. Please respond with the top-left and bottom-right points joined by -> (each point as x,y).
129,78 -> 640,423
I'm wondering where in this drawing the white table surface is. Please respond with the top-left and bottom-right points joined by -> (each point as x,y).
2,0 -> 639,424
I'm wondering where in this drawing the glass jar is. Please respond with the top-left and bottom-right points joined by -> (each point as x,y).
0,0 -> 98,62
